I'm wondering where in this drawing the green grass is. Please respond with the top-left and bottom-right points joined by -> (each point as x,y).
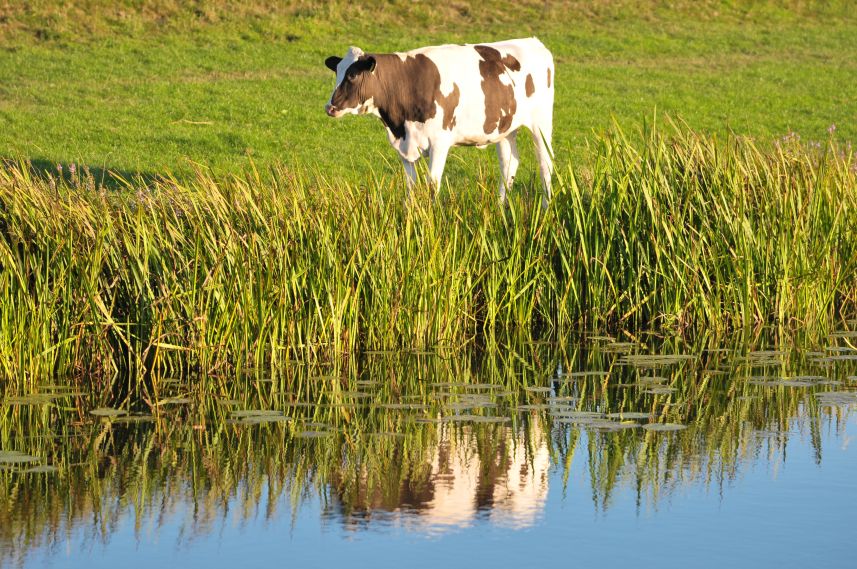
0,1 -> 855,181
1,120 -> 855,380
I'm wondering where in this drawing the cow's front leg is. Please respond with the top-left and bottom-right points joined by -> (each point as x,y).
428,142 -> 450,191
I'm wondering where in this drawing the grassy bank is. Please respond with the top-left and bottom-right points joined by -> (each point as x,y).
1,120 -> 855,380
1,1 -> 855,180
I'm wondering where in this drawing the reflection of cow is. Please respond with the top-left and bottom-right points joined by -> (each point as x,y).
326,423 -> 551,532
324,39 -> 555,206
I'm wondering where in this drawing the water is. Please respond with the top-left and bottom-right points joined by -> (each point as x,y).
2,331 -> 856,568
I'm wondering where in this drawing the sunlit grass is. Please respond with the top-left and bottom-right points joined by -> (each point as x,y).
1,119 -> 855,382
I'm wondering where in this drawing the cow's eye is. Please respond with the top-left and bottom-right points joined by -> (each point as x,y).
346,71 -> 357,81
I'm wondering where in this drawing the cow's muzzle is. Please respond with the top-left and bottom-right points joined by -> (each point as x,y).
325,104 -> 338,117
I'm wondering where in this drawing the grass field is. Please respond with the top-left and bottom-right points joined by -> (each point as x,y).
1,2 -> 856,380
1,1 -> 855,181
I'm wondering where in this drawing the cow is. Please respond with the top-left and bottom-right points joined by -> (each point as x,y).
324,38 -> 555,207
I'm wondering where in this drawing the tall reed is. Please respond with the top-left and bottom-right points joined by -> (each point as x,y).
1,120 -> 855,381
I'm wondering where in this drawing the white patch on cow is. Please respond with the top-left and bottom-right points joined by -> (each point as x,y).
359,96 -> 377,115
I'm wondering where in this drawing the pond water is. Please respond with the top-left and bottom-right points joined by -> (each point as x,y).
2,330 -> 856,568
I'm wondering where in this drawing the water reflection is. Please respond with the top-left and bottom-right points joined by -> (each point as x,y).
1,329 -> 856,566
326,422 -> 551,533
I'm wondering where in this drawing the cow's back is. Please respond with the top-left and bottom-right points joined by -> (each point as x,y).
404,38 -> 554,146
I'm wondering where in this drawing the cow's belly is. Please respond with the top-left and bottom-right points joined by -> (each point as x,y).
449,109 -> 528,147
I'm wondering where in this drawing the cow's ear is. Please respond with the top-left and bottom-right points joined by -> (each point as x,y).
366,56 -> 376,73
325,56 -> 342,72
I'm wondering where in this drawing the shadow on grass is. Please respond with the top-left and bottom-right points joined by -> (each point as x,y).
3,157 -> 164,190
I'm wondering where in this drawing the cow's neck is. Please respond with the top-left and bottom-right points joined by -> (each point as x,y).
365,54 -> 440,142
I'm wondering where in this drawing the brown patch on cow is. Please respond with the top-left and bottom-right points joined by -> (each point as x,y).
501,54 -> 521,71
329,53 -> 462,140
547,68 -> 552,88
436,82 -> 460,130
525,74 -> 535,97
474,45 -> 518,135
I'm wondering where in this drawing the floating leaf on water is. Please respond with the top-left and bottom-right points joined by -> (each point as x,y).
379,403 -> 429,411
441,415 -> 509,423
606,412 -> 651,420
589,420 -> 641,431
830,330 -> 857,339
21,465 -> 58,474
414,416 -> 444,424
89,407 -> 128,418
157,397 -> 191,406
789,375 -> 832,382
112,415 -> 155,424
310,375 -> 341,381
524,386 -> 553,393
5,394 -> 61,405
446,402 -> 494,412
621,354 -> 695,367
335,391 -> 372,399
813,355 -> 857,362
642,423 -> 687,431
815,391 -> 857,406
0,451 -> 40,465
234,415 -> 291,425
643,387 -> 676,395
638,376 -> 669,384
601,343 -> 640,354
231,409 -> 284,418
564,371 -> 610,378
552,411 -> 603,421
294,431 -> 332,438
555,417 -> 609,426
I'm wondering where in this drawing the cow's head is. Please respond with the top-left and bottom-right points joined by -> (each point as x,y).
324,47 -> 377,118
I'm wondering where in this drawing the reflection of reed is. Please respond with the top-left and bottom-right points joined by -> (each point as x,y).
1,332 -> 855,566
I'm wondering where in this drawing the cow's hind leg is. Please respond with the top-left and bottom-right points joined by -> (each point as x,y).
428,142 -> 450,191
401,158 -> 418,193
496,131 -> 519,203
531,119 -> 553,209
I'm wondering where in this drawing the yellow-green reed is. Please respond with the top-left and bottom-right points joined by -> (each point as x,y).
1,119 -> 855,381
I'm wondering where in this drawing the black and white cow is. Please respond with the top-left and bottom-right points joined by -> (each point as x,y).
324,38 -> 555,206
